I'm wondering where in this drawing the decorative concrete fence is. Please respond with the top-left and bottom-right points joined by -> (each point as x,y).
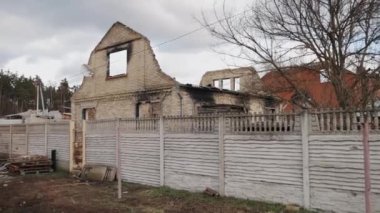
83,110 -> 380,213
0,121 -> 71,170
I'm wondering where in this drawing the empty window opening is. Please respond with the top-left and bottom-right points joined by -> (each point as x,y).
135,103 -> 140,118
136,102 -> 158,118
213,80 -> 220,88
222,79 -> 231,90
135,102 -> 161,118
109,50 -> 127,77
234,78 -> 240,91
82,108 -> 96,120
151,102 -> 160,117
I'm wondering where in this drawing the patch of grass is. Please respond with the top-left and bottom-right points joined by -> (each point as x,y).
122,182 -> 152,194
147,186 -> 316,213
225,197 -> 284,212
51,170 -> 70,177
148,186 -> 192,199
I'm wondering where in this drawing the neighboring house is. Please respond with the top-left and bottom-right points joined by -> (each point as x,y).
71,22 -> 274,124
262,65 -> 380,112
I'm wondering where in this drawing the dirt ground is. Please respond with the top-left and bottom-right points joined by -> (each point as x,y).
0,172 -> 314,213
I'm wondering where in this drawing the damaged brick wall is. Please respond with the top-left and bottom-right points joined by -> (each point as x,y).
72,22 -> 176,122
200,67 -> 263,93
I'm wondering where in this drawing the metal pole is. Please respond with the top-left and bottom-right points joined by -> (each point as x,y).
40,85 -> 45,112
362,120 -> 371,213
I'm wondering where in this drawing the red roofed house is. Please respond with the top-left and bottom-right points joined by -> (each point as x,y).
262,65 -> 380,112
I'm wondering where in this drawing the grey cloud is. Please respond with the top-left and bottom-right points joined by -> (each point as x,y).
0,52 -> 17,65
0,0 -> 248,84
0,0 -> 214,59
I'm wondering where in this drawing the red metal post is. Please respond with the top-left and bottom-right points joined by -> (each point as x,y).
363,121 -> 371,213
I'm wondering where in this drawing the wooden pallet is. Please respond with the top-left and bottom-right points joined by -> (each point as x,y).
8,164 -> 21,173
19,160 -> 51,166
11,161 -> 52,167
8,163 -> 53,175
20,168 -> 53,176
9,155 -> 49,163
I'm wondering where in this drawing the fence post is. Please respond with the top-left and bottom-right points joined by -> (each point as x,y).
25,124 -> 29,155
218,115 -> 225,196
362,120 -> 371,213
159,116 -> 165,186
9,125 -> 12,159
45,122 -> 48,156
82,120 -> 87,166
116,118 -> 122,199
301,111 -> 310,208
69,121 -> 75,172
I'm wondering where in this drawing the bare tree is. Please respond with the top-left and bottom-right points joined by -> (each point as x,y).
202,0 -> 380,109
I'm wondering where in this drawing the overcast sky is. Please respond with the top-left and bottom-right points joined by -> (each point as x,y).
0,0 -> 252,87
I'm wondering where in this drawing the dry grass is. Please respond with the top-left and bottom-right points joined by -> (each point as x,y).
0,172 -> 316,213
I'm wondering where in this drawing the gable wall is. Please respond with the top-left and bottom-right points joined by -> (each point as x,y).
73,23 -> 175,100
72,23 -> 177,123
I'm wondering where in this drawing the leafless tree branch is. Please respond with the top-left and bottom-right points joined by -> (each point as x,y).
202,0 -> 380,109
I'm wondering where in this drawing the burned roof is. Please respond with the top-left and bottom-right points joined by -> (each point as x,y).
179,83 -> 276,100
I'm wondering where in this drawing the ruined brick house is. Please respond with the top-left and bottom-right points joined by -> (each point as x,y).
72,22 -> 275,122
71,22 -> 276,167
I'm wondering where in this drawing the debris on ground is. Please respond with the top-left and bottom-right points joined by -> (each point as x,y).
0,162 -> 10,173
70,197 -> 77,204
0,161 -> 11,181
7,155 -> 53,175
284,204 -> 301,213
203,187 -> 220,197
78,165 -> 116,182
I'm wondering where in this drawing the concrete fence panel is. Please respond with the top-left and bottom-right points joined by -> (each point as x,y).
47,122 -> 70,170
224,134 -> 304,205
27,124 -> 46,156
11,125 -> 27,156
85,120 -> 116,166
369,134 -> 380,211
164,133 -> 219,191
119,133 -> 160,186
0,126 -> 10,157
309,134 -> 380,212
